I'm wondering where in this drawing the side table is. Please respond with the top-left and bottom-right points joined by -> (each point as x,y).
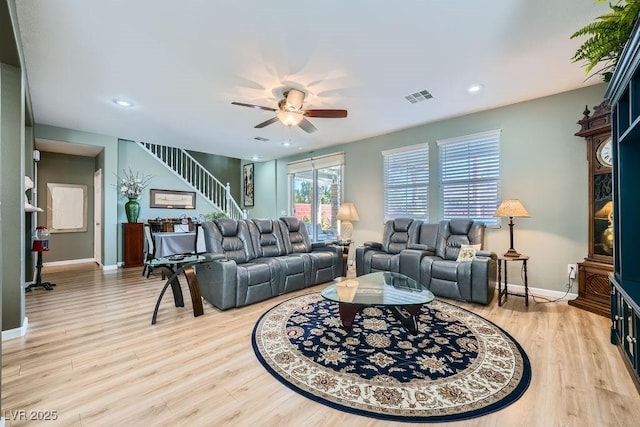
497,255 -> 530,307
334,240 -> 352,277
150,254 -> 208,324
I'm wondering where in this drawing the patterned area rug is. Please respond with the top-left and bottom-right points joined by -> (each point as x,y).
252,293 -> 531,422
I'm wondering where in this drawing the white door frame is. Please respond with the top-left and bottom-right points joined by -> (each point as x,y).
94,169 -> 102,266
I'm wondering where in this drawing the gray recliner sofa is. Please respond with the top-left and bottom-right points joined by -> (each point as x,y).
356,218 -> 497,304
196,217 -> 343,310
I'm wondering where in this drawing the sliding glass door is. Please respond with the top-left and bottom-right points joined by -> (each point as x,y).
289,155 -> 343,242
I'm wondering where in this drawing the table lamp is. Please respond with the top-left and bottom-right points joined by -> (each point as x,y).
494,199 -> 530,258
336,202 -> 360,240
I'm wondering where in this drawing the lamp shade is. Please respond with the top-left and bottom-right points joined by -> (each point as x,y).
336,202 -> 360,221
494,199 -> 530,218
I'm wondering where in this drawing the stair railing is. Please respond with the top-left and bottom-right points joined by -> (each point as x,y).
138,142 -> 244,219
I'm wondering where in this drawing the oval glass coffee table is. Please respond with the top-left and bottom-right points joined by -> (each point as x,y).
321,271 -> 434,334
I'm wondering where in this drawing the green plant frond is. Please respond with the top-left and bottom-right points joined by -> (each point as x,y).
573,34 -> 627,62
571,0 -> 640,80
571,20 -> 626,38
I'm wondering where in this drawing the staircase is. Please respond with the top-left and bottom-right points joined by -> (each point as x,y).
138,142 -> 244,219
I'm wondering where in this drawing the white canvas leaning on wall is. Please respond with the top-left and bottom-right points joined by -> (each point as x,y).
47,183 -> 88,233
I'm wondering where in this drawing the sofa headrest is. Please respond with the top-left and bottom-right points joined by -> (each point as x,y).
392,218 -> 415,232
216,218 -> 240,237
449,219 -> 473,235
280,216 -> 300,232
252,218 -> 274,234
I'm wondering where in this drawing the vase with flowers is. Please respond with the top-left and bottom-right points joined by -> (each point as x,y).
118,168 -> 152,223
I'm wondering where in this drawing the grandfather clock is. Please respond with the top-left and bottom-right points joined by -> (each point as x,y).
569,101 -> 613,317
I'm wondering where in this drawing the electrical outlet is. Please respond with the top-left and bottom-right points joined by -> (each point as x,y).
567,264 -> 577,279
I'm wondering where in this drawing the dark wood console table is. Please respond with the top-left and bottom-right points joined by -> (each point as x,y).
123,223 -> 144,268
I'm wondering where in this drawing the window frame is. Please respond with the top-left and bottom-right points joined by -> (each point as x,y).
437,130 -> 501,227
381,143 -> 429,222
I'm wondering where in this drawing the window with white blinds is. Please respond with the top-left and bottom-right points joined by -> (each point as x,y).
438,130 -> 501,226
382,143 -> 429,222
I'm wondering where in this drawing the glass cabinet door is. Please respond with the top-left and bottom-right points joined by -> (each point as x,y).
593,173 -> 613,257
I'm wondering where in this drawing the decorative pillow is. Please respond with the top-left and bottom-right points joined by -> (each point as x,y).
456,244 -> 482,262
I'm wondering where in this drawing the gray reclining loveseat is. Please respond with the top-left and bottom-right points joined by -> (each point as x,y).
195,217 -> 343,309
356,218 -> 497,304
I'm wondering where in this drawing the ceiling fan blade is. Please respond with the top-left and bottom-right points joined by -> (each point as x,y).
255,117 -> 279,128
303,109 -> 348,118
232,102 -> 276,112
297,118 -> 317,133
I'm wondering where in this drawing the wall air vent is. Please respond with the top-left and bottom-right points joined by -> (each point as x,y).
405,90 -> 433,104
253,137 -> 269,142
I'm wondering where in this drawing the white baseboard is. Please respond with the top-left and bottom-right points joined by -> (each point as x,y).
505,283 -> 577,301
40,258 -> 119,271
43,258 -> 96,267
2,317 -> 28,341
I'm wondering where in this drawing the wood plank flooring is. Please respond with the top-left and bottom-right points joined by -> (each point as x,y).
2,263 -> 639,426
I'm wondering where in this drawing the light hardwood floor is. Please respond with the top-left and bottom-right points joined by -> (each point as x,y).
2,263 -> 639,426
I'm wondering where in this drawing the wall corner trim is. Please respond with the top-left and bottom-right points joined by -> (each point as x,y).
2,316 -> 28,341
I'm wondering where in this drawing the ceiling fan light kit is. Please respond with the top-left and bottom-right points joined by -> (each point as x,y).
232,87 -> 347,134
284,89 -> 305,111
277,110 -> 304,127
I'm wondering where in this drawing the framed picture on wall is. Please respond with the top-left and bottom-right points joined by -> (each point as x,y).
150,189 -> 196,209
243,163 -> 254,207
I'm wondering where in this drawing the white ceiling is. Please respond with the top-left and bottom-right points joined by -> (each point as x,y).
15,1 -> 608,161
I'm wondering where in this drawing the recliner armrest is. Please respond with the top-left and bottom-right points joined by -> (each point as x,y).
475,250 -> 497,259
311,241 -> 331,250
201,253 -> 226,261
195,258 -> 238,310
406,243 -> 435,252
363,241 -> 382,250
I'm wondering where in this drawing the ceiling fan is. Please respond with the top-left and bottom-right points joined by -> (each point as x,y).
231,89 -> 347,133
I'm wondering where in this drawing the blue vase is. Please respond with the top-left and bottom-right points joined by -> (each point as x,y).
125,198 -> 140,223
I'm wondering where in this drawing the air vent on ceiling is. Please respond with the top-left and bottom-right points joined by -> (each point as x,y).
405,90 -> 433,104
253,137 -> 269,142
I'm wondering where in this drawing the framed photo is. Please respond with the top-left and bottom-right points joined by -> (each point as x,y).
150,189 -> 196,209
243,163 -> 254,207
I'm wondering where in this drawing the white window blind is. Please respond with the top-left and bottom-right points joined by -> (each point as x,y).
438,130 -> 501,226
287,152 -> 344,174
382,143 -> 429,222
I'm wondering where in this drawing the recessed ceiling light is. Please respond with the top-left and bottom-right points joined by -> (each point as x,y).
282,140 -> 292,147
251,155 -> 260,161
467,84 -> 484,93
113,98 -> 134,107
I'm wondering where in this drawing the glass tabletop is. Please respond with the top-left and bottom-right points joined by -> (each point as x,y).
149,254 -> 206,267
321,271 -> 434,306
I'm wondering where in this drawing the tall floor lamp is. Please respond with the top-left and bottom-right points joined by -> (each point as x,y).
494,199 -> 530,258
336,202 -> 360,240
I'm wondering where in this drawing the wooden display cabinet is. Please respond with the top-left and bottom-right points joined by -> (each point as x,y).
606,19 -> 640,391
123,222 -> 144,268
569,102 -> 613,317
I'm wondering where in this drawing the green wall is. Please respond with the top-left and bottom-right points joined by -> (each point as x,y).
1,63 -> 25,331
34,124 -> 119,267
260,84 -> 608,293
117,140 -> 238,262
242,159 -> 279,219
187,149 -> 241,203
36,152 -> 95,262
